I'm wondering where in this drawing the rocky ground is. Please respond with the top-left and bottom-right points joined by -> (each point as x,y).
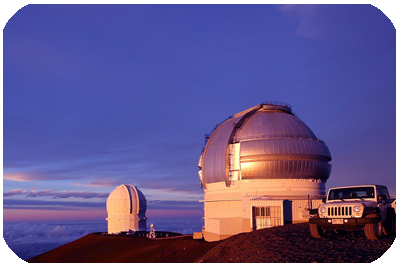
28,223 -> 395,263
198,223 -> 395,263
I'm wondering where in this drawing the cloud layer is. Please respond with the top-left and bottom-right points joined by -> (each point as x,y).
4,189 -> 109,199
3,188 -> 202,215
3,221 -> 107,260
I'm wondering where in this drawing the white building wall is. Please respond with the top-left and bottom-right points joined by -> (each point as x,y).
202,181 -> 325,241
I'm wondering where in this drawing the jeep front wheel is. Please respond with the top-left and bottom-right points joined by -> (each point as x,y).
309,223 -> 325,238
364,214 -> 383,240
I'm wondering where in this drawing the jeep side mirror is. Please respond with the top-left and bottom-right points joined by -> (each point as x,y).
378,194 -> 386,201
322,198 -> 326,203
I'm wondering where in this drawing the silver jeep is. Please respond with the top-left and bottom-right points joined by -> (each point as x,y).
309,185 -> 396,240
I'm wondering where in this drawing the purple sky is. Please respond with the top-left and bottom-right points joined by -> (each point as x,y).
3,4 -> 396,222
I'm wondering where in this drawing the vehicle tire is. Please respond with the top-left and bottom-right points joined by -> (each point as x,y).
364,213 -> 383,240
310,223 -> 325,238
385,208 -> 396,236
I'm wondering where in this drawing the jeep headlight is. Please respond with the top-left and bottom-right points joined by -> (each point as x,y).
353,204 -> 363,218
353,205 -> 362,212
319,206 -> 326,217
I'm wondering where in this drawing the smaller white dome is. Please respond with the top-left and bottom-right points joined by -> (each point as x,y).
106,184 -> 147,234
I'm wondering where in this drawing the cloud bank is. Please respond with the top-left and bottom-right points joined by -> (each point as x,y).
4,189 -> 109,199
3,221 -> 107,260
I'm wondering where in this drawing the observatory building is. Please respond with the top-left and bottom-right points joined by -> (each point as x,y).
106,184 -> 147,234
197,102 -> 332,241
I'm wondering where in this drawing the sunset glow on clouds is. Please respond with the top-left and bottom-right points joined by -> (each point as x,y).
3,172 -> 33,182
3,209 -> 107,223
3,186 -> 202,223
4,189 -> 109,199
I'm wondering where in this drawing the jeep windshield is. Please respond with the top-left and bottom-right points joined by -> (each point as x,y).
328,187 -> 375,200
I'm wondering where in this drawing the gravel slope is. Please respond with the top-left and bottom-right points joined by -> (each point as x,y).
27,234 -> 219,263
27,223 -> 395,263
197,223 -> 395,263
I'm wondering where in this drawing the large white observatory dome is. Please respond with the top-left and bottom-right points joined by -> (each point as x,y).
106,184 -> 147,234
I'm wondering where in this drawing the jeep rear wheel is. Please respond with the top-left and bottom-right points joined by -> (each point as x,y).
364,214 -> 383,240
310,223 -> 325,238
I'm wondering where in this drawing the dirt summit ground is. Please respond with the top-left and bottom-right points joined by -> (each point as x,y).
28,223 -> 395,263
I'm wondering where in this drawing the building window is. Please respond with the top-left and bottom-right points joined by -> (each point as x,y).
255,207 -> 271,217
253,206 -> 281,230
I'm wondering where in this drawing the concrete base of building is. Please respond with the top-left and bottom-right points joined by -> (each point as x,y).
203,230 -> 235,242
193,232 -> 203,239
